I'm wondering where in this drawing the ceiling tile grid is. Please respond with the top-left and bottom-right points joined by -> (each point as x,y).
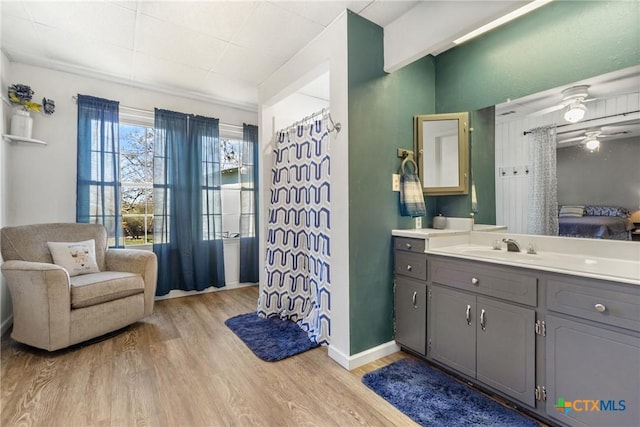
1,0 -> 423,108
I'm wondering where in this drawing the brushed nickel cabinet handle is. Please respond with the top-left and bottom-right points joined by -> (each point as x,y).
594,303 -> 606,313
471,277 -> 479,285
412,291 -> 418,309
480,309 -> 486,331
466,305 -> 472,326
406,243 -> 412,249
407,265 -> 412,271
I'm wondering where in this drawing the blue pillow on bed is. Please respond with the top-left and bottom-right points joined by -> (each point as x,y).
584,205 -> 629,218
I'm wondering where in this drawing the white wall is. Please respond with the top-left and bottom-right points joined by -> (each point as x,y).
258,13 -> 350,366
6,62 -> 257,226
1,49 -> 13,334
0,62 -> 257,330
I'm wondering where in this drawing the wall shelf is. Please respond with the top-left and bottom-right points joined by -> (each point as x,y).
2,134 -> 47,146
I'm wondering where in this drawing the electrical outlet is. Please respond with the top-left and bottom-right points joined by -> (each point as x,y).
392,174 -> 400,191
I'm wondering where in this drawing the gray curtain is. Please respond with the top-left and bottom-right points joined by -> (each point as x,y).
153,109 -> 225,295
528,126 -> 558,235
239,124 -> 259,283
76,94 -> 123,247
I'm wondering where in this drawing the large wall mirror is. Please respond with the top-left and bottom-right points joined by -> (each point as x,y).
493,65 -> 639,240
415,112 -> 469,195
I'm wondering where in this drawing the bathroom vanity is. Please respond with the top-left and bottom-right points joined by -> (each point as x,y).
392,230 -> 640,427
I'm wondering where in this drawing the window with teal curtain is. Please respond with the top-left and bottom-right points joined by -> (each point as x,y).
76,94 -> 123,247
153,109 -> 225,295
239,123 -> 259,283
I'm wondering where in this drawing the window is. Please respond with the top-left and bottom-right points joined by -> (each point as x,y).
220,137 -> 242,239
119,122 -> 154,246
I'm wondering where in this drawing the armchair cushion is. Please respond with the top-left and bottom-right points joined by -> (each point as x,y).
48,239 -> 100,277
70,271 -> 144,309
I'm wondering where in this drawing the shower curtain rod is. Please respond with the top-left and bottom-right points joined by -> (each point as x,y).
71,95 -> 244,130
277,107 -> 341,135
522,110 -> 640,135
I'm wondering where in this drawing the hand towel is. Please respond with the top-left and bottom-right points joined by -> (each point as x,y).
400,172 -> 426,217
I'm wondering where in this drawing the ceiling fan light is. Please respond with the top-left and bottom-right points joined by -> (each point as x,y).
585,138 -> 600,151
564,102 -> 588,123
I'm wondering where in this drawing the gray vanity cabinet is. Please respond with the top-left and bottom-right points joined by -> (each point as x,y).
429,284 -> 536,407
545,274 -> 640,427
393,237 -> 428,355
428,258 -> 537,407
429,285 -> 476,376
395,277 -> 427,355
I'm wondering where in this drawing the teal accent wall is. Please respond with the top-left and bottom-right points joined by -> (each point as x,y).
347,11 -> 435,354
344,0 -> 638,355
434,0 -> 640,218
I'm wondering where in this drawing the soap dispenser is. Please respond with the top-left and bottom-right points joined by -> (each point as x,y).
433,214 -> 446,229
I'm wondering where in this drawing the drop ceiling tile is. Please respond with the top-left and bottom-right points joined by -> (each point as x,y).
23,1 -> 136,49
135,14 -> 228,71
37,23 -> 133,78
1,1 -> 30,20
232,2 -> 324,61
201,71 -> 258,106
139,1 -> 259,42
133,52 -> 210,93
212,43 -> 284,85
1,16 -> 49,59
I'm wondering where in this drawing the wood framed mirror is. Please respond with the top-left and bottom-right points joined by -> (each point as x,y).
415,112 -> 469,195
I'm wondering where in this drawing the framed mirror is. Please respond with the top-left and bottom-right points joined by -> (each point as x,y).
415,112 -> 469,195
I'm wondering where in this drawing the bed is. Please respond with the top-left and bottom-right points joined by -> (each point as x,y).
558,205 -> 634,240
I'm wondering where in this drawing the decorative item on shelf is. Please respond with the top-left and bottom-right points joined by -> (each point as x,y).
7,84 -> 55,139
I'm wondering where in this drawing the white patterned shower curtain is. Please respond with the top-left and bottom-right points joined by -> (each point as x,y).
258,118 -> 331,345
527,126 -> 559,235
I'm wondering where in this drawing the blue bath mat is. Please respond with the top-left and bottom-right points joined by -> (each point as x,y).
363,358 -> 539,427
225,312 -> 319,361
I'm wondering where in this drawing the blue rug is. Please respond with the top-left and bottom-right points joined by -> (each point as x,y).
363,358 -> 539,427
224,312 -> 319,361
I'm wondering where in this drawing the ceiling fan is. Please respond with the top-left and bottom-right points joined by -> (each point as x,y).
532,85 -> 595,122
557,121 -> 638,151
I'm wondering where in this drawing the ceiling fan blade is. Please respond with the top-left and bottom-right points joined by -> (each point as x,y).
529,104 -> 564,117
557,136 -> 585,144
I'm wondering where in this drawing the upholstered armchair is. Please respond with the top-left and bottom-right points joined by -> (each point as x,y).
0,223 -> 157,351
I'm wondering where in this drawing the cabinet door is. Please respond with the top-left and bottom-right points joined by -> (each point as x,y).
429,285 -> 476,377
476,297 -> 536,407
394,277 -> 427,355
546,315 -> 640,427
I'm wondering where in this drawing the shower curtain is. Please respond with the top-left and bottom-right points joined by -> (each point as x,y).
528,125 -> 559,235
258,118 -> 331,345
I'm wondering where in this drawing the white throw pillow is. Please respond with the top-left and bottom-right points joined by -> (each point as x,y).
47,239 -> 100,277
559,205 -> 585,218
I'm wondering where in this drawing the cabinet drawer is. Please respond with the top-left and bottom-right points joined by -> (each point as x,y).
395,251 -> 427,281
546,276 -> 640,331
430,258 -> 537,306
394,237 -> 425,254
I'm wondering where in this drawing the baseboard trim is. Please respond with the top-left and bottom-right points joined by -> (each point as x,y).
328,340 -> 400,371
1,314 -> 13,336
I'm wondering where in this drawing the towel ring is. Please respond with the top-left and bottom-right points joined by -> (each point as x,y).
401,156 -> 418,175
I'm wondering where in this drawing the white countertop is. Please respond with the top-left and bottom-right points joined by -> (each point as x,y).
391,228 -> 470,239
426,243 -> 640,286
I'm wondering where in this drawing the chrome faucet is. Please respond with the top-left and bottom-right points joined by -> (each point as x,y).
502,238 -> 521,253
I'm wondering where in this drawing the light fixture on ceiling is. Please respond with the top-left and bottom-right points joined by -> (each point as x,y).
453,0 -> 554,45
564,100 -> 588,123
584,138 -> 600,153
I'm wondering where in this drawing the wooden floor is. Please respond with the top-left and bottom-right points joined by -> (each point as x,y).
1,286 -> 415,427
